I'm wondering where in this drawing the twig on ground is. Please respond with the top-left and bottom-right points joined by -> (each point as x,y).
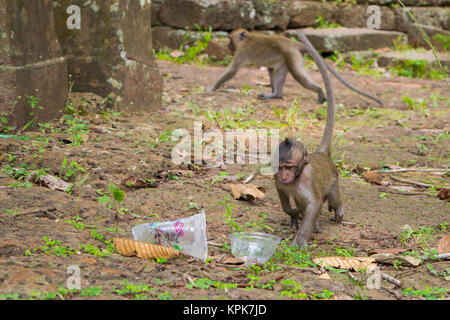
243,173 -> 255,184
389,176 -> 436,189
274,264 -> 322,275
12,207 -> 57,218
375,168 -> 448,174
377,188 -> 436,197
347,272 -> 362,285
382,273 -> 401,287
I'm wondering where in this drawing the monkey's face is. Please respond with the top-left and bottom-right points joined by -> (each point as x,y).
276,162 -> 300,184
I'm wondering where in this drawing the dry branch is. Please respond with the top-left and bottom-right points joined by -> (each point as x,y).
389,176 -> 435,189
375,168 -> 448,173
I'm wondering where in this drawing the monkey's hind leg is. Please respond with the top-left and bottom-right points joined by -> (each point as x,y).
328,182 -> 344,222
286,55 -> 326,103
258,64 -> 288,100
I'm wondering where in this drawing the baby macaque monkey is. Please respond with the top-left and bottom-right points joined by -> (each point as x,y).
273,30 -> 344,248
207,28 -> 383,107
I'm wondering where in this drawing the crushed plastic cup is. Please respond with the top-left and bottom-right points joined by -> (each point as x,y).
229,232 -> 281,265
132,211 -> 208,261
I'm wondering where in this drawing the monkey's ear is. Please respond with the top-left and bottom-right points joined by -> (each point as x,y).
239,31 -> 247,41
303,149 -> 309,164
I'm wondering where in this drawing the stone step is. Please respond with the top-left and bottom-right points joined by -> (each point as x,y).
285,28 -> 408,53
377,51 -> 450,70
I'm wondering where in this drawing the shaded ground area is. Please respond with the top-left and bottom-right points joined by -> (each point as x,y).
0,59 -> 448,300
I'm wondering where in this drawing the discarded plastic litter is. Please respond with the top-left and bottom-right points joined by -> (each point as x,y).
229,232 -> 281,265
132,211 -> 208,261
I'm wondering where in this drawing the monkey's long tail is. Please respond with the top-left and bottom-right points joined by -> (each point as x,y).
297,30 -> 336,155
324,63 -> 384,107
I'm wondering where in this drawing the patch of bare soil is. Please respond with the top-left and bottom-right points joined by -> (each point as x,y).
0,59 -> 448,301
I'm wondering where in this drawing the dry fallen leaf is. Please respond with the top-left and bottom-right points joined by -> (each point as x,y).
221,256 -> 245,265
227,183 -> 265,201
437,234 -> 450,254
318,272 -> 331,280
38,175 -> 72,192
313,256 -> 377,272
437,188 -> 450,201
113,238 -> 181,260
362,171 -> 383,185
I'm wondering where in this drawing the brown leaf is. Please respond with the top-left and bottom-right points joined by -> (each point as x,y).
227,183 -> 265,202
222,256 -> 245,265
354,164 -> 367,175
438,188 -> 450,201
437,234 -> 450,254
313,256 -> 377,272
362,171 -> 383,185
318,272 -> 331,280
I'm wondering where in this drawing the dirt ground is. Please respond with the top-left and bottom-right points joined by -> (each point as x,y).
0,59 -> 448,301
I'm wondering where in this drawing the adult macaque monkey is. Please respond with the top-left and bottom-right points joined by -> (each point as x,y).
207,29 -> 383,107
273,30 -> 344,248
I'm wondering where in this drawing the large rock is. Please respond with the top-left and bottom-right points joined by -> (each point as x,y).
53,0 -> 162,113
285,28 -> 408,52
337,5 -> 396,30
407,26 -> 450,51
158,0 -> 257,31
289,1 -> 336,28
0,0 -> 68,129
395,7 -> 450,32
251,0 -> 290,30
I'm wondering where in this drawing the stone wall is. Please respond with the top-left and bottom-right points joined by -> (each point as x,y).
0,0 -> 68,129
151,0 -> 450,52
53,0 -> 163,113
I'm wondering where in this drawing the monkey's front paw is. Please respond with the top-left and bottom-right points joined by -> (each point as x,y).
205,87 -> 214,94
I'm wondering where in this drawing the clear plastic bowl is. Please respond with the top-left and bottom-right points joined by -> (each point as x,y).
229,232 -> 281,265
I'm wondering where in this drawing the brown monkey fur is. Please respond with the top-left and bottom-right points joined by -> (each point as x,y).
207,28 -> 383,107
272,30 -> 344,248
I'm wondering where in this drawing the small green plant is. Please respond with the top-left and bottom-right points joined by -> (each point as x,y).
241,83 -> 253,95
427,264 -> 450,280
352,268 -> 369,300
78,286 -> 103,297
96,184 -> 126,220
154,28 -> 212,65
221,196 -> 243,232
186,278 -> 213,290
27,236 -> 77,257
433,33 -> 450,50
270,239 -> 316,268
312,289 -> 334,300
315,15 -> 340,29
157,292 -> 174,300
280,279 -> 308,299
399,225 -> 437,248
114,279 -> 149,298
402,286 -> 448,300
